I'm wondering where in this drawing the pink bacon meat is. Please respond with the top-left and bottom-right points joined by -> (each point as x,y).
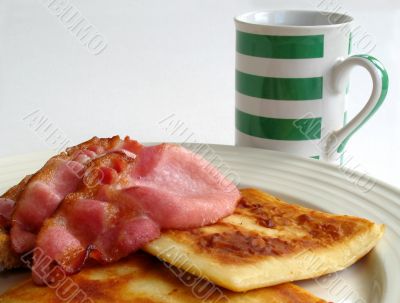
7,136 -> 142,254
33,144 -> 240,284
0,175 -> 32,229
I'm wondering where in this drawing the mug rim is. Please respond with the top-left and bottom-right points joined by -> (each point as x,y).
234,9 -> 354,29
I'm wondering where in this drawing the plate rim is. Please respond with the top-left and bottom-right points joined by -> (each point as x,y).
0,144 -> 399,302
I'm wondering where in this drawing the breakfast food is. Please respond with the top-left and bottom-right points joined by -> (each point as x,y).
0,176 -> 34,270
0,252 -> 328,303
145,188 -> 385,291
0,136 -> 141,271
0,137 -> 240,284
8,136 -> 142,255
0,136 -> 385,302
33,143 -> 239,284
0,232 -> 20,272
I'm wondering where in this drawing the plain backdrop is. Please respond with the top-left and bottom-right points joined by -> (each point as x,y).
0,0 -> 399,187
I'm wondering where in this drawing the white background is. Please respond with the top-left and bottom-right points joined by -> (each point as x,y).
0,0 -> 399,188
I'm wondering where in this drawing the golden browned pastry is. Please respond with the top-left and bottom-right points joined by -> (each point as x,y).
145,188 -> 384,291
0,252 -> 327,303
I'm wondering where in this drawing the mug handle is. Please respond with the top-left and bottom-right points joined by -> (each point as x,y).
324,55 -> 389,158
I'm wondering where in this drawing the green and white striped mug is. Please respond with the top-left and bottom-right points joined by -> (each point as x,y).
234,10 -> 388,162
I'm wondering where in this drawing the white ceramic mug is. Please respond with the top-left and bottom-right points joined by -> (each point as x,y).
234,10 -> 388,162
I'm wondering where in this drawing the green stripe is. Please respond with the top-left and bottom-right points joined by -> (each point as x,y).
236,70 -> 323,101
236,31 -> 324,59
311,155 -> 320,160
236,109 -> 321,141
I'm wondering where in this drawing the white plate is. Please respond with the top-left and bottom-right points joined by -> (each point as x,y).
0,145 -> 399,303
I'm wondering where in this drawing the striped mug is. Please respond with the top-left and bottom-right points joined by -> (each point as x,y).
234,10 -> 388,162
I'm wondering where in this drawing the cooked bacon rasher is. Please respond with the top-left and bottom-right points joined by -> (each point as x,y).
7,136 -> 142,255
0,137 -> 240,284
